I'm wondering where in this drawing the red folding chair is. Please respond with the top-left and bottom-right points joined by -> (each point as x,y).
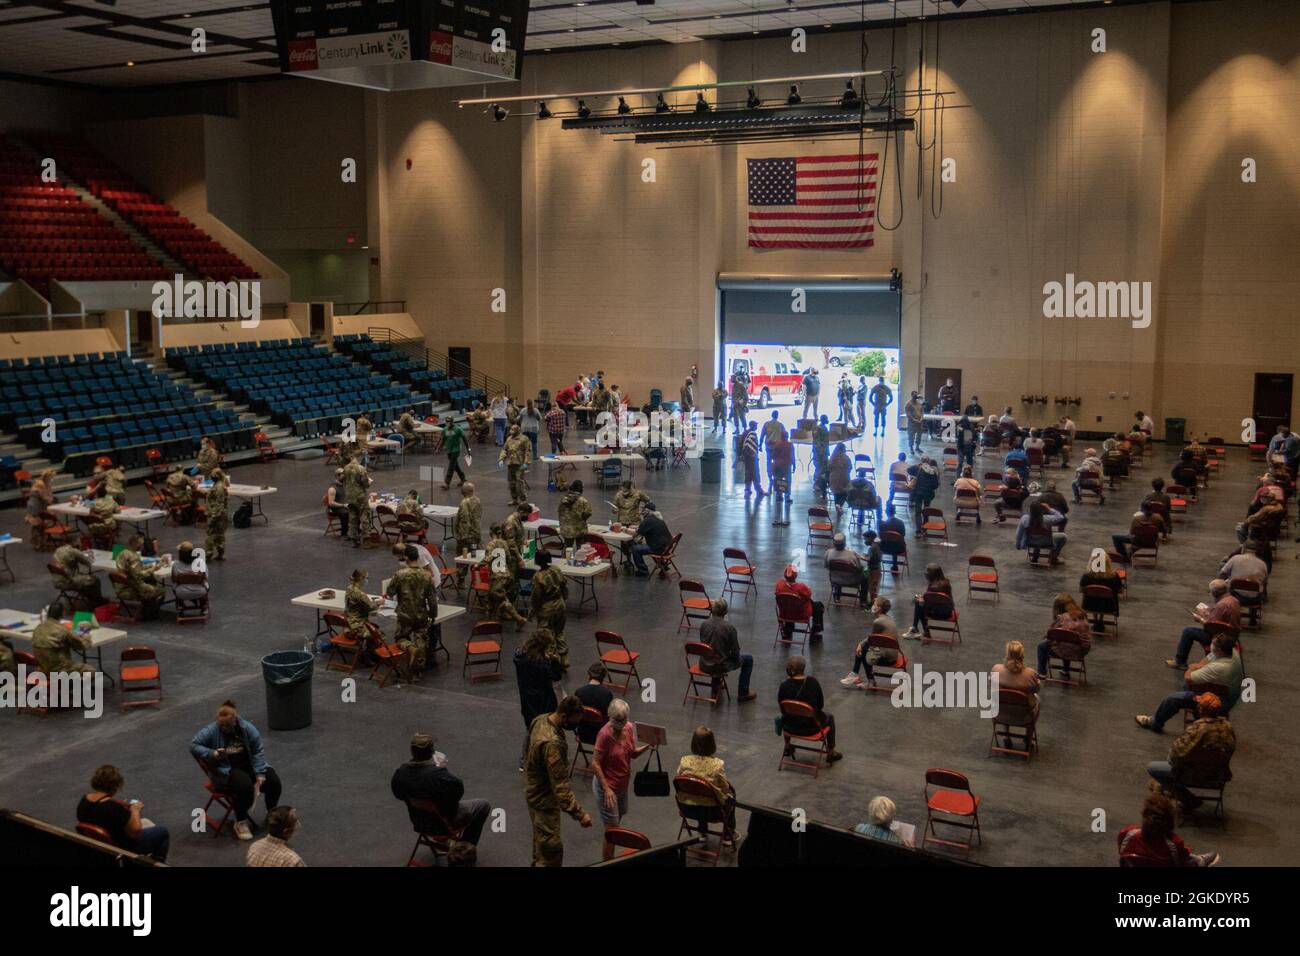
860,632 -> 908,692
966,555 -> 999,602
464,621 -> 504,682
989,688 -> 1039,759
806,507 -> 834,551
568,705 -> 606,777
774,592 -> 812,650
777,699 -> 831,776
1043,628 -> 1089,686
920,591 -> 961,646
195,756 -> 235,838
119,645 -> 162,709
673,774 -> 736,865
683,641 -> 728,705
721,547 -> 757,601
1082,584 -> 1119,638
677,578 -> 712,632
323,610 -> 365,674
596,629 -> 641,695
920,507 -> 948,543
404,798 -> 469,866
923,768 -> 981,856
649,532 -> 682,579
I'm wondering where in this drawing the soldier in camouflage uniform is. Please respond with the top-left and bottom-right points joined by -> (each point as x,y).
165,465 -> 196,524
114,535 -> 163,620
558,480 -> 592,549
335,439 -> 359,468
51,543 -> 103,609
386,552 -> 439,674
486,523 -> 529,629
397,410 -> 418,448
32,601 -> 96,677
613,480 -> 650,528
467,403 -> 492,445
503,502 -> 531,555
342,458 -> 374,548
454,482 -> 482,559
345,568 -> 380,643
529,549 -> 570,667
524,695 -> 592,866
196,437 -> 221,477
87,485 -> 119,548
204,468 -> 229,561
397,489 -> 428,533
500,425 -> 532,506
101,464 -> 127,505
812,415 -> 831,499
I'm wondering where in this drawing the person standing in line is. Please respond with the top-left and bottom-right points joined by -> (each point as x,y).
524,695 -> 592,867
590,698 -> 650,860
711,382 -> 727,433
520,399 -> 543,460
904,392 -> 925,453
868,377 -> 894,437
741,421 -> 766,498
802,368 -> 821,420
544,401 -> 568,455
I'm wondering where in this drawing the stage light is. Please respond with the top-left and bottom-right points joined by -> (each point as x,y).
787,84 -> 801,106
695,92 -> 711,114
577,100 -> 591,118
655,93 -> 671,113
537,101 -> 553,119
746,87 -> 761,109
840,81 -> 861,110
492,104 -> 508,122
618,96 -> 632,115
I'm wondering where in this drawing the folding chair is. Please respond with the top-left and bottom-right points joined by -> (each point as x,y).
981,471 -> 1003,503
920,591 -> 961,646
1230,578 -> 1263,629
108,571 -> 143,624
806,506 -> 834,551
920,507 -> 948,543
889,479 -> 911,509
323,610 -> 365,675
324,507 -> 342,537
673,775 -> 737,865
404,798 -> 468,866
1130,525 -> 1160,567
172,570 -> 210,624
195,756 -> 235,838
375,504 -> 401,543
678,578 -> 712,632
15,650 -> 47,715
966,555 -> 999,602
721,547 -> 757,601
827,559 -> 864,606
954,491 -> 981,524
649,532 -> 683,579
989,688 -> 1039,759
595,629 -> 641,695
1025,530 -> 1058,567
1043,628 -> 1088,687
1026,446 -> 1045,478
1082,584 -> 1119,637
369,626 -> 410,688
777,699 -> 831,776
75,822 -> 117,848
119,645 -> 162,708
860,632 -> 908,692
604,827 -> 652,857
683,641 -> 728,706
464,621 -> 504,682
774,592 -> 812,650
1167,484 -> 1190,521
397,513 -> 428,546
1076,469 -> 1105,505
923,768 -> 981,856
569,705 -> 606,777
880,529 -> 910,577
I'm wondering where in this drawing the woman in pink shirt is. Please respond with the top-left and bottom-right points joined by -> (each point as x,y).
591,698 -> 650,860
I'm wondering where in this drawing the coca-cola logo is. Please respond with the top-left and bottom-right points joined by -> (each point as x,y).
428,30 -> 452,62
286,40 -> 317,70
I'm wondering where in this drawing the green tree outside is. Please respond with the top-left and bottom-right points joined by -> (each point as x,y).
850,349 -> 887,378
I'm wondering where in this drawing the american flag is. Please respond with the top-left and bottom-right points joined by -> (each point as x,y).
746,153 -> 878,249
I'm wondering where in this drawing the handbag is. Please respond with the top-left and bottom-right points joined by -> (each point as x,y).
632,748 -> 669,797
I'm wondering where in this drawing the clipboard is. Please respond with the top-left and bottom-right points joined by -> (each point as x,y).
636,723 -> 667,748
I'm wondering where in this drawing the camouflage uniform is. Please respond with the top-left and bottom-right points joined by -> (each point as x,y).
52,544 -> 103,608
524,713 -> 586,867
166,470 -> 195,523
397,491 -> 425,523
812,423 -> 831,497
336,440 -> 359,467
103,467 -> 127,504
398,412 -> 418,446
196,445 -> 220,477
0,637 -> 14,676
88,496 -> 119,545
468,408 -> 492,444
386,564 -> 438,672
356,415 -> 373,445
613,488 -> 650,527
113,548 -> 162,616
342,460 -> 373,547
503,511 -> 528,555
530,565 -> 569,666
455,494 -> 482,555
501,432 -> 532,506
32,616 -> 95,676
558,491 -> 592,547
205,478 -> 229,560
345,582 -> 378,641
486,536 -> 528,626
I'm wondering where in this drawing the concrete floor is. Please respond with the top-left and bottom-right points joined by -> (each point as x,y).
0,424 -> 1293,867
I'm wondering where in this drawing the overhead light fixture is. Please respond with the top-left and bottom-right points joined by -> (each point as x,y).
695,92 -> 711,114
125,61 -> 135,67
617,96 -> 632,115
840,81 -> 861,110
537,101 -> 553,119
655,93 -> 671,113
746,87 -> 761,109
492,103 -> 508,122
787,84 -> 801,106
948,0 -> 968,6
577,100 -> 591,118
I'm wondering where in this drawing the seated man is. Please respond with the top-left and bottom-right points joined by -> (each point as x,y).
1236,492 -> 1283,543
51,543 -> 104,610
886,453 -> 910,503
1111,503 -> 1165,563
390,733 -> 492,846
1146,692 -> 1235,811
698,598 -> 756,702
1034,478 -> 1071,526
1004,441 -> 1030,487
824,532 -> 865,602
847,468 -> 882,527
86,485 -> 119,548
113,534 -> 164,620
1166,579 -> 1239,670
630,502 -> 672,576
1219,540 -> 1268,588
775,565 -> 824,641
1071,449 -> 1105,503
324,472 -> 349,537
164,465 -> 196,524
32,601 -> 95,679
1137,633 -> 1243,733
878,504 -> 907,570
612,480 -> 650,528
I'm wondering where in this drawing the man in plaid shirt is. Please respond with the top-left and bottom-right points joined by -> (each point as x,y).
246,806 -> 306,867
545,402 -> 568,454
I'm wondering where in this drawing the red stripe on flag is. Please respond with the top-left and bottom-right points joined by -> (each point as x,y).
748,210 -> 872,220
748,239 -> 874,248
749,225 -> 875,235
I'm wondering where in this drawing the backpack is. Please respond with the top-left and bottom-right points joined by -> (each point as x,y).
232,502 -> 254,529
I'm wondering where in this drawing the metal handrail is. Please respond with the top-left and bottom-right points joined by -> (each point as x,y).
366,326 -> 508,399
334,300 -> 406,315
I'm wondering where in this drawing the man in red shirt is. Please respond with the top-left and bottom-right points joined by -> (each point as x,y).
775,565 -> 824,641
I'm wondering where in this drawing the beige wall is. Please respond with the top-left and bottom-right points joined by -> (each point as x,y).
0,328 -> 121,360
159,317 -> 301,350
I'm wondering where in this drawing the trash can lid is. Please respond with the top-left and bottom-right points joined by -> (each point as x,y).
262,650 -> 314,684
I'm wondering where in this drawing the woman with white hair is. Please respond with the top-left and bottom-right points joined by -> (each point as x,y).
591,697 -> 650,860
854,795 -> 914,847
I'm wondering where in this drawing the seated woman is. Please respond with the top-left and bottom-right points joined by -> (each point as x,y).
842,598 -> 900,688
77,764 -> 170,861
847,468 -> 881,527
397,489 -> 428,531
994,471 -> 1028,522
676,725 -> 736,831
345,568 -> 381,643
1016,501 -> 1067,565
1037,592 -> 1092,677
903,564 -> 952,639
1117,792 -> 1219,867
1080,548 -> 1124,614
854,795 -> 916,847
992,640 -> 1041,729
173,540 -> 209,602
826,444 -> 853,515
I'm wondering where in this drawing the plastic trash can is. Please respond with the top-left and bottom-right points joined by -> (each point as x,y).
262,650 -> 314,731
1164,417 -> 1186,446
700,448 -> 725,484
